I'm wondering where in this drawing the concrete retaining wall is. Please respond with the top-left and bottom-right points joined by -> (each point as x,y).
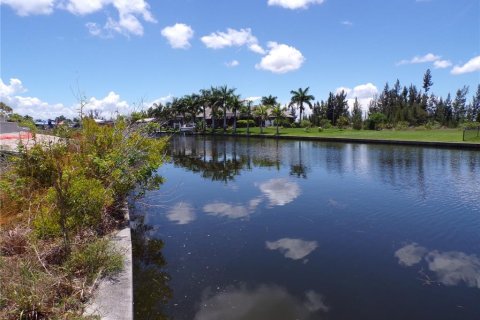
84,204 -> 133,320
206,133 -> 480,150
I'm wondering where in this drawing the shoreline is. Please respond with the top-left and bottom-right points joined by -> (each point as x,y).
176,132 -> 480,150
84,201 -> 133,320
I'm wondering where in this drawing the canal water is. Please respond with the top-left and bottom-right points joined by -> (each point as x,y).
132,136 -> 480,320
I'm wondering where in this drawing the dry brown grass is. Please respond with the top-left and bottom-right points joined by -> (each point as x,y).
0,216 -> 122,319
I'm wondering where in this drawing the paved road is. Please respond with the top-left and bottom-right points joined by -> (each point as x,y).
0,122 -> 28,134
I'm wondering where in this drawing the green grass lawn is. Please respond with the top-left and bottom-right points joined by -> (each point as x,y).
208,127 -> 480,144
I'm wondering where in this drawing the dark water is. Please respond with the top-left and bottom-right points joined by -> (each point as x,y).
132,136 -> 480,320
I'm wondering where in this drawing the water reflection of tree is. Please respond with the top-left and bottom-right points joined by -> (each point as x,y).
169,137 -> 281,182
132,215 -> 172,320
290,141 -> 309,178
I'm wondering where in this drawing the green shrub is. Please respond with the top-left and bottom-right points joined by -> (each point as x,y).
236,120 -> 255,128
366,113 -> 387,130
300,120 -> 312,128
319,119 -> 332,129
336,116 -> 350,129
395,121 -> 409,130
461,121 -> 480,129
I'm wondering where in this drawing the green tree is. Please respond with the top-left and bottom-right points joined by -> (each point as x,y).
254,105 -> 270,134
352,97 -> 363,130
214,85 -> 236,132
0,101 -> 13,115
289,87 -> 315,121
422,69 -> 433,93
261,95 -> 277,107
271,104 -> 286,135
452,86 -> 469,124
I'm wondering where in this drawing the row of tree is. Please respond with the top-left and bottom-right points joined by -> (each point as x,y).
2,69 -> 478,130
140,69 -> 479,130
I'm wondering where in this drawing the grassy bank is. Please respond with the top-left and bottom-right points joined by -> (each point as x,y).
207,127 -> 480,144
0,120 -> 167,319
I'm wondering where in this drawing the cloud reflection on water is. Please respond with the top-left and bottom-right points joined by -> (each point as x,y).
203,197 -> 262,219
266,238 -> 318,260
166,202 -> 196,224
257,178 -> 301,206
395,243 -> 480,288
394,243 -> 427,267
194,284 -> 328,320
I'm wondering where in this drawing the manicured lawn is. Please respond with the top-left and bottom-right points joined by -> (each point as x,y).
208,127 -> 480,144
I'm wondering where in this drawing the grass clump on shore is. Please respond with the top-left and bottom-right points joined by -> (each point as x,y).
0,118 -> 167,319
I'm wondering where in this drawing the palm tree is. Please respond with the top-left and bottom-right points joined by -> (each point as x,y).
254,105 -> 270,134
229,94 -> 242,134
261,95 -> 277,107
271,104 -> 286,135
183,94 -> 201,125
199,89 -> 211,133
246,100 -> 253,135
289,87 -> 315,121
216,85 -> 236,132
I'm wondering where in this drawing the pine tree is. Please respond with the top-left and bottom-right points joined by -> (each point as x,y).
352,98 -> 363,130
422,69 -> 433,93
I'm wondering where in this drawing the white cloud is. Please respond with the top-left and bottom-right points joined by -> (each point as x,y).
194,284 -> 328,320
201,28 -> 265,54
225,60 -> 240,67
267,0 -> 324,10
335,82 -> 378,112
396,52 -> 458,71
255,42 -> 305,74
62,0 -> 105,15
395,243 -> 428,267
148,94 -> 173,106
433,59 -> 452,69
257,178 -> 301,206
248,43 -> 266,55
1,0 -> 55,16
451,55 -> 480,75
341,20 -> 353,26
161,23 -> 194,49
2,0 -> 156,37
83,91 -> 131,118
397,53 -> 441,65
0,78 -> 26,96
266,238 -> 318,260
0,78 -> 73,119
166,202 -> 196,224
0,77 -> 146,120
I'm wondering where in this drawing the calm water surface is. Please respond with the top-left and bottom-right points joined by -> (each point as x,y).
132,136 -> 480,320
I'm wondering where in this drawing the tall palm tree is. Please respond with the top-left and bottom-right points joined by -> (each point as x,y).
229,94 -> 242,134
245,100 -> 253,135
183,94 -> 201,125
271,104 -> 286,135
209,86 -> 221,132
261,95 -> 277,107
216,85 -> 236,132
254,105 -> 270,134
289,87 -> 315,121
199,89 -> 211,133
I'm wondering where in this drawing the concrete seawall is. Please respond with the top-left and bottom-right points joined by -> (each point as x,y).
204,133 -> 480,150
84,204 -> 133,320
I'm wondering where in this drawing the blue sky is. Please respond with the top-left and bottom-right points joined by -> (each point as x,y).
1,0 -> 479,119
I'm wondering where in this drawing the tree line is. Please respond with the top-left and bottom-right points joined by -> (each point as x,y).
2,69 -> 478,131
